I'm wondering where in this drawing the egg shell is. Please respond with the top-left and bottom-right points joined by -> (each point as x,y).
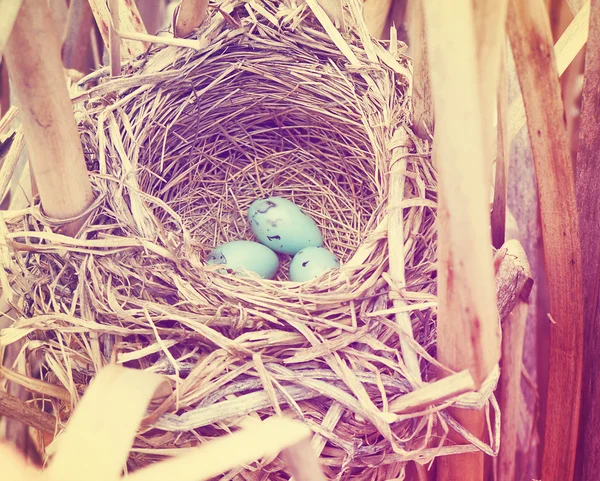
248,197 -> 323,255
206,241 -> 279,279
289,246 -> 340,282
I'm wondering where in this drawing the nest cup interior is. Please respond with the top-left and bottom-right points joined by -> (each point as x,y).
134,47 -> 385,280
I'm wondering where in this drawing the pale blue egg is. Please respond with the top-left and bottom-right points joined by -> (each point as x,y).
289,246 -> 340,282
247,197 -> 323,255
206,241 -> 279,279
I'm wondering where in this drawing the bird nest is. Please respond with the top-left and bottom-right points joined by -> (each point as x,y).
0,1 -> 500,479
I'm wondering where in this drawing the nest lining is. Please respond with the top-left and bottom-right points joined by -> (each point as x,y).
0,1 -> 477,479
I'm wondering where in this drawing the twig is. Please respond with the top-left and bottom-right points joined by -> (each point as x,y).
494,240 -> 534,323
497,301 -> 529,481
0,389 -> 56,434
174,0 -> 209,38
496,241 -> 532,481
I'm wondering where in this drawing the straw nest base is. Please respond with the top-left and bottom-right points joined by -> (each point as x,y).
0,1 -> 496,479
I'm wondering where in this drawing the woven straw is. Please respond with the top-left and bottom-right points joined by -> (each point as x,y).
0,1 -> 498,479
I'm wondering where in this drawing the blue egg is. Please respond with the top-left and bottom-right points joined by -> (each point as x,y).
206,241 -> 279,279
289,246 -> 340,282
247,197 -> 323,255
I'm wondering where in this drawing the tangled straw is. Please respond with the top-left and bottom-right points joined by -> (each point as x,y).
0,1 -> 497,479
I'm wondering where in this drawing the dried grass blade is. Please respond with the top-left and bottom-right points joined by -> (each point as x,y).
389,370 -> 475,415
0,365 -> 71,401
126,417 -> 311,481
388,129 -> 422,385
45,365 -> 170,481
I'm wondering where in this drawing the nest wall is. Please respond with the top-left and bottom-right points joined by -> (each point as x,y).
0,1 -> 457,479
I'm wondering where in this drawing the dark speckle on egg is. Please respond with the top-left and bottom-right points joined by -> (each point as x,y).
208,252 -> 227,264
302,260 -> 309,267
256,200 -> 278,214
267,235 -> 281,241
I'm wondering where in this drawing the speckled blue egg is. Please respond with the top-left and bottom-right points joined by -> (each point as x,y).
289,246 -> 340,282
248,197 -> 323,255
206,241 -> 279,279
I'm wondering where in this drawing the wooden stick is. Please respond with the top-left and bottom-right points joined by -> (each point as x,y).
4,0 -> 94,236
0,0 -> 23,58
0,390 -> 56,434
506,0 -> 589,147
568,0 -> 587,11
507,2 -> 584,481
136,0 -> 167,35
109,0 -> 121,76
494,240 -> 534,324
497,301 -> 529,481
423,0 -> 500,395
491,51 -> 509,249
473,0 -> 509,180
0,59 -> 9,118
422,1 -> 503,480
281,438 -> 328,481
496,241 -> 532,481
574,1 -> 600,479
408,0 -> 433,140
362,0 -> 393,39
61,0 -> 95,73
88,0 -> 148,59
174,0 -> 209,38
